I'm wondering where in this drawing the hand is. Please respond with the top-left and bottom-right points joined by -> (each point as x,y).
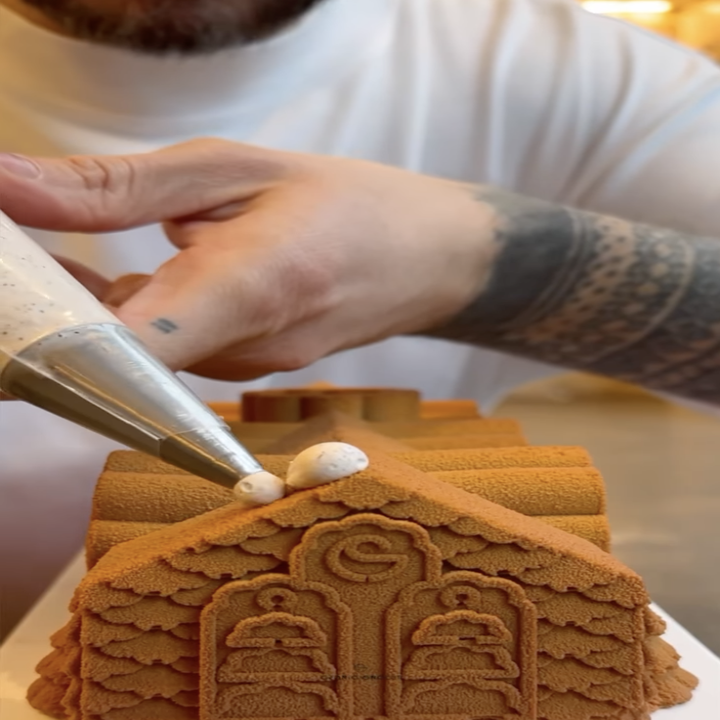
0,140 -> 497,380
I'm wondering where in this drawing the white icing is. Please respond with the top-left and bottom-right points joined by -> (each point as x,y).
233,471 -> 286,506
0,212 -> 119,373
286,442 -> 369,490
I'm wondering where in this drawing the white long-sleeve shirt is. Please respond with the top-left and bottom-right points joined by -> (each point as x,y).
1,0 -> 719,631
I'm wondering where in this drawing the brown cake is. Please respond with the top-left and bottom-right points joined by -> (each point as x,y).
240,387 -> 422,423
28,388 -> 697,720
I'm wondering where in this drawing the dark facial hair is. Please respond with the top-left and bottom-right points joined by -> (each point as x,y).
18,0 -> 329,55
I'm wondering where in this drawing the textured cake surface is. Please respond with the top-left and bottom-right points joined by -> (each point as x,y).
28,389 -> 697,720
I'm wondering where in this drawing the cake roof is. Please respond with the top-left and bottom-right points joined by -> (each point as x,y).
88,415 -> 609,568
76,450 -> 645,613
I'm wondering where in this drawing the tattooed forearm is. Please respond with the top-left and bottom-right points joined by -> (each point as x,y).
426,187 -> 720,404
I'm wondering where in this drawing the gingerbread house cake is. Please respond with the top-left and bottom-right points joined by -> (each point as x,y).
28,387 -> 698,720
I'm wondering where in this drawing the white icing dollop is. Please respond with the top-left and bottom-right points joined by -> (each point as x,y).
233,471 -> 285,506
286,442 -> 369,490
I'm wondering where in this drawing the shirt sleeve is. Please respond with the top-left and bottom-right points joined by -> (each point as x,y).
560,7 -> 720,239
484,0 -> 720,236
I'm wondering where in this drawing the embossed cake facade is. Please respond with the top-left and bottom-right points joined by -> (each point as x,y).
28,389 -> 697,720
199,512 -> 540,720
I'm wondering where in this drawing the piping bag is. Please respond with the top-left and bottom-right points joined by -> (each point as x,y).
0,211 -> 263,489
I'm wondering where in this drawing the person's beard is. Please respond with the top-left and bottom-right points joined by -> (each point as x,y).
17,0 -> 329,54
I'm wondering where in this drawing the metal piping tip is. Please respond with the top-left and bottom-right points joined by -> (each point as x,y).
159,426 -> 263,489
0,323 -> 263,489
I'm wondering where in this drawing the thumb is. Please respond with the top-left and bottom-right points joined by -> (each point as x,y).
109,204 -> 298,372
112,251 -> 251,372
0,140 -> 287,233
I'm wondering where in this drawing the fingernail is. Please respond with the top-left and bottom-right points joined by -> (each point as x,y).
0,153 -> 42,179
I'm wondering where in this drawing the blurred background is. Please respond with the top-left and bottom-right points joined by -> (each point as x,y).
579,0 -> 720,61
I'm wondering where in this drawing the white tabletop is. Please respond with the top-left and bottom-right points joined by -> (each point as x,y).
2,552 -> 719,719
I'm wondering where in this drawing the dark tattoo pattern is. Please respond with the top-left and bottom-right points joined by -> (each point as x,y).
427,188 -> 720,404
151,318 -> 179,334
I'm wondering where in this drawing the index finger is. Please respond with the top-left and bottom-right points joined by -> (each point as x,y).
0,139 -> 290,233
